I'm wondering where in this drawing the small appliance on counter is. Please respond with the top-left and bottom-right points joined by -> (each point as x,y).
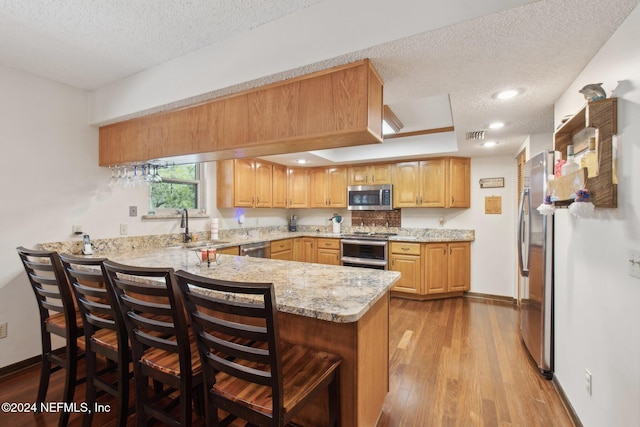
82,234 -> 93,255
329,214 -> 343,234
288,215 -> 297,232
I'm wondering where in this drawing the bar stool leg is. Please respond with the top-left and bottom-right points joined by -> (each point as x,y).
36,333 -> 52,410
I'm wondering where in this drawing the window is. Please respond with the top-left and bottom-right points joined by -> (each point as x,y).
150,163 -> 201,211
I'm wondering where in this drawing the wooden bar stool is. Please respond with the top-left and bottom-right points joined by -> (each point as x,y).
16,247 -> 85,427
174,270 -> 342,426
59,254 -> 132,427
102,260 -> 203,427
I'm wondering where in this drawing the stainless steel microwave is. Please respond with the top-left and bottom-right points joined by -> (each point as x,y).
347,184 -> 393,210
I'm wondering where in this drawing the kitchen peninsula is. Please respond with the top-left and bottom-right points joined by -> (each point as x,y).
97,245 -> 399,427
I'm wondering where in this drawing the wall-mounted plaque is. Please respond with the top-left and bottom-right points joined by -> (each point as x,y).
479,177 -> 504,188
485,196 -> 502,214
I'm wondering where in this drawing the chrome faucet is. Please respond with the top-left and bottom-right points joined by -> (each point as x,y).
179,209 -> 192,243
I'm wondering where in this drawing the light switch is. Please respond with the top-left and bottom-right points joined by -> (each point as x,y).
629,250 -> 640,279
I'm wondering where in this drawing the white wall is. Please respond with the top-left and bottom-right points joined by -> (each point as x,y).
553,5 -> 640,426
0,66 -> 211,367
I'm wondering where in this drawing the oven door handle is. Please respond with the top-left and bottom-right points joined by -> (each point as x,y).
340,239 -> 388,246
340,256 -> 388,267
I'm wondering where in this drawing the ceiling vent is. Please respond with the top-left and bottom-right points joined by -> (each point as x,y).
465,130 -> 485,141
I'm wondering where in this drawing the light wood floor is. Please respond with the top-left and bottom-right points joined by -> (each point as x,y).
0,297 -> 574,427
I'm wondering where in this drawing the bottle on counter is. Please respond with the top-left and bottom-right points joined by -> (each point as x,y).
581,137 -> 598,178
561,145 -> 580,176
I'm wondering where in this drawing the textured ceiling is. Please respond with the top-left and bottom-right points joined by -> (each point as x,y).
0,0 -> 321,89
1,0 -> 638,162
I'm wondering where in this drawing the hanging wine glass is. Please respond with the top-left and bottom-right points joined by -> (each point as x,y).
109,166 -> 118,187
122,167 -> 131,189
153,165 -> 163,183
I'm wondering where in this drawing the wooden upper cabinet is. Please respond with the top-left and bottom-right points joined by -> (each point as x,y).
287,167 -> 309,208
272,163 -> 288,208
419,159 -> 447,207
348,163 -> 391,185
99,60 -> 383,166
309,166 -> 346,208
392,161 -> 421,207
253,160 -> 273,208
310,168 -> 329,208
448,157 -> 470,208
327,167 -> 347,207
233,159 -> 256,207
216,159 -> 272,208
348,165 -> 369,186
391,157 -> 470,208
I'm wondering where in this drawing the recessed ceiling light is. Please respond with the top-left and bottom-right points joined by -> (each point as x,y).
296,159 -> 308,164
482,141 -> 498,147
494,89 -> 521,100
489,122 -> 505,129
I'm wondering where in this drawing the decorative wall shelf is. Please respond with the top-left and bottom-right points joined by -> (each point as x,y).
553,98 -> 617,208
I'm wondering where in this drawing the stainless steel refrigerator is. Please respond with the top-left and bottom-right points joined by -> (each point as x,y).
517,150 -> 554,380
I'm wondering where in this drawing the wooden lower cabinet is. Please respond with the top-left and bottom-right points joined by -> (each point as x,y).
425,242 -> 470,295
316,238 -> 341,265
391,241 -> 470,300
217,246 -> 239,256
271,239 -> 293,261
389,242 -> 422,294
293,237 -> 316,263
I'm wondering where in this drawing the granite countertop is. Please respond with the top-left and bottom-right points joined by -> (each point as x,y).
188,228 -> 475,250
105,246 -> 400,324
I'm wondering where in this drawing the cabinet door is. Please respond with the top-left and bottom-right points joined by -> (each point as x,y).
448,242 -> 470,291
327,166 -> 347,207
390,254 -> 422,294
317,249 -> 341,265
301,238 -> 316,263
448,157 -> 470,208
254,160 -> 272,207
370,163 -> 392,184
348,165 -> 370,185
218,246 -> 239,256
309,168 -> 329,208
425,243 -> 448,294
272,163 -> 288,208
271,249 -> 293,261
287,167 -> 309,208
293,237 -> 316,262
420,159 -> 446,207
392,161 -> 420,207
234,159 -> 256,207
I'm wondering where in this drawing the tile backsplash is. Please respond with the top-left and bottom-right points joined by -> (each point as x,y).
351,209 -> 401,227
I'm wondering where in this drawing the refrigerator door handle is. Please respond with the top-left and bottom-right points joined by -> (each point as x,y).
518,187 -> 530,277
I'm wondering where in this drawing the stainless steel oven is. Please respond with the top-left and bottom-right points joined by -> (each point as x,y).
340,233 -> 396,270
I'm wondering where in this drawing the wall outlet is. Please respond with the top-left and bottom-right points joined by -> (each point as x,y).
72,225 -> 82,235
585,368 -> 592,396
0,322 -> 7,339
129,206 -> 138,217
120,224 -> 128,235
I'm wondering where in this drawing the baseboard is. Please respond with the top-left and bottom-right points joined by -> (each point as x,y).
553,376 -> 583,427
463,291 -> 517,306
0,348 -> 65,379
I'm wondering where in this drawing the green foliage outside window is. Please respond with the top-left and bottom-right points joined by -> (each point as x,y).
150,164 -> 199,210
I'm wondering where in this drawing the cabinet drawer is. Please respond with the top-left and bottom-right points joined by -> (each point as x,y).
270,239 -> 293,253
390,241 -> 421,255
316,238 -> 340,249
